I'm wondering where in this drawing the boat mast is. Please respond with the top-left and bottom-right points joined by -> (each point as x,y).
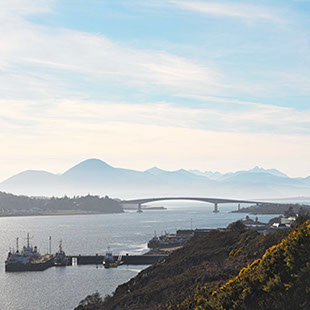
25,233 -> 32,248
16,237 -> 19,253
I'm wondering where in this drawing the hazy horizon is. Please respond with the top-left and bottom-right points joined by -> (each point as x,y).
1,161 -> 306,182
0,158 -> 302,181
1,158 -> 310,200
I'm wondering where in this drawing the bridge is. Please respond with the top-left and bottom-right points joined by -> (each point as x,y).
121,197 -> 266,213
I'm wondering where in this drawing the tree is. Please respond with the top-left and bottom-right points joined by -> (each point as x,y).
227,220 -> 246,231
77,292 -> 102,308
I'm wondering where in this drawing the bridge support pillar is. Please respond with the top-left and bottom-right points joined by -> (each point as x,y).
137,204 -> 142,213
213,203 -> 219,213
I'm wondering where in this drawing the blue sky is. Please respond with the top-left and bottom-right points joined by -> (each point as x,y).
1,0 -> 310,179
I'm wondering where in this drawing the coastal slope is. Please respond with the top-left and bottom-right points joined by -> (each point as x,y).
176,221 -> 310,309
76,223 -> 288,310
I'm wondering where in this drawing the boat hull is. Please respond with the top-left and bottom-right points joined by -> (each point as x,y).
5,257 -> 55,272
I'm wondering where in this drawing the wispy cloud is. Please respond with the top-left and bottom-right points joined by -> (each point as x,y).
1,97 -> 310,138
0,0 -> 307,103
0,0 -> 52,16
0,0 -> 310,179
1,98 -> 310,179
169,0 -> 286,24
0,2 -> 225,101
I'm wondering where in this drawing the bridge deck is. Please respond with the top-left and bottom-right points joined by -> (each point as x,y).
122,197 -> 264,205
121,197 -> 272,213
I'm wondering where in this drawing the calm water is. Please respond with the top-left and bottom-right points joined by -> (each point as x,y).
0,202 -> 278,310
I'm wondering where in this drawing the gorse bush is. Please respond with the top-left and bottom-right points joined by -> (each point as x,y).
175,221 -> 310,310
97,227 -> 286,310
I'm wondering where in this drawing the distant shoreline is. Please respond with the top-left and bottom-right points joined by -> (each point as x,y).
232,203 -> 310,215
0,209 -> 125,218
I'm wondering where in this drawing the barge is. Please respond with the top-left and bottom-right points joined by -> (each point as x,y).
5,233 -> 55,272
5,235 -> 166,272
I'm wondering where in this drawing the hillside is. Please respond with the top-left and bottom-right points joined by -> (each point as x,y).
75,224 -> 288,310
176,221 -> 310,310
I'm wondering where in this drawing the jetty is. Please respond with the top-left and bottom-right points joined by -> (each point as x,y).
66,254 -> 166,266
5,233 -> 167,272
5,253 -> 167,272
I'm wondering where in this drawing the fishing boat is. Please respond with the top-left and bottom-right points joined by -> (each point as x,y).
54,240 -> 68,266
103,248 -> 122,268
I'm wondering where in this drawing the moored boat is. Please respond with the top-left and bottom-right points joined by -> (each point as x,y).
103,248 -> 122,268
54,241 -> 68,266
5,233 -> 54,272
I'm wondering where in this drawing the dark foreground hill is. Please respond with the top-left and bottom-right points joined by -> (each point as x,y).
75,223 -> 291,310
176,221 -> 310,310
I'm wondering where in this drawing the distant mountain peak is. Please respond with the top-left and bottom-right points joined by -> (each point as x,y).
70,158 -> 112,168
63,158 -> 114,176
189,170 -> 222,180
247,166 -> 288,178
252,165 -> 261,171
18,170 -> 55,175
190,166 -> 288,180
81,158 -> 112,166
0,169 -> 58,191
2,170 -> 56,183
145,166 -> 166,175
175,169 -> 192,175
249,166 -> 266,173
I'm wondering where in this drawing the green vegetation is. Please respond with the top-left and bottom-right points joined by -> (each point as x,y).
77,220 -> 310,310
0,191 -> 123,215
76,292 -> 103,309
234,203 -> 310,215
85,226 -> 287,310
175,221 -> 310,310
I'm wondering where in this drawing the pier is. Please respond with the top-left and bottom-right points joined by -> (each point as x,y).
5,254 -> 166,272
66,254 -> 167,266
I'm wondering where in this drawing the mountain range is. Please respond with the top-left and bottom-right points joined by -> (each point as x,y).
189,166 -> 288,180
1,159 -> 310,199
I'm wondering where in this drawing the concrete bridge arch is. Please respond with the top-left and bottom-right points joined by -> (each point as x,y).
122,197 -> 261,213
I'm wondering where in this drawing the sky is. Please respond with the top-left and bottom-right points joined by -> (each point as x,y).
1,0 -> 310,180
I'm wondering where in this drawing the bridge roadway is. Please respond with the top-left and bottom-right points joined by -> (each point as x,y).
122,197 -> 267,213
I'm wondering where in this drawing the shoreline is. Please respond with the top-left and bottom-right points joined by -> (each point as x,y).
0,210 -> 125,218
231,210 -> 284,215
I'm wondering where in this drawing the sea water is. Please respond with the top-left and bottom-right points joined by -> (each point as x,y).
0,202 -> 278,310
